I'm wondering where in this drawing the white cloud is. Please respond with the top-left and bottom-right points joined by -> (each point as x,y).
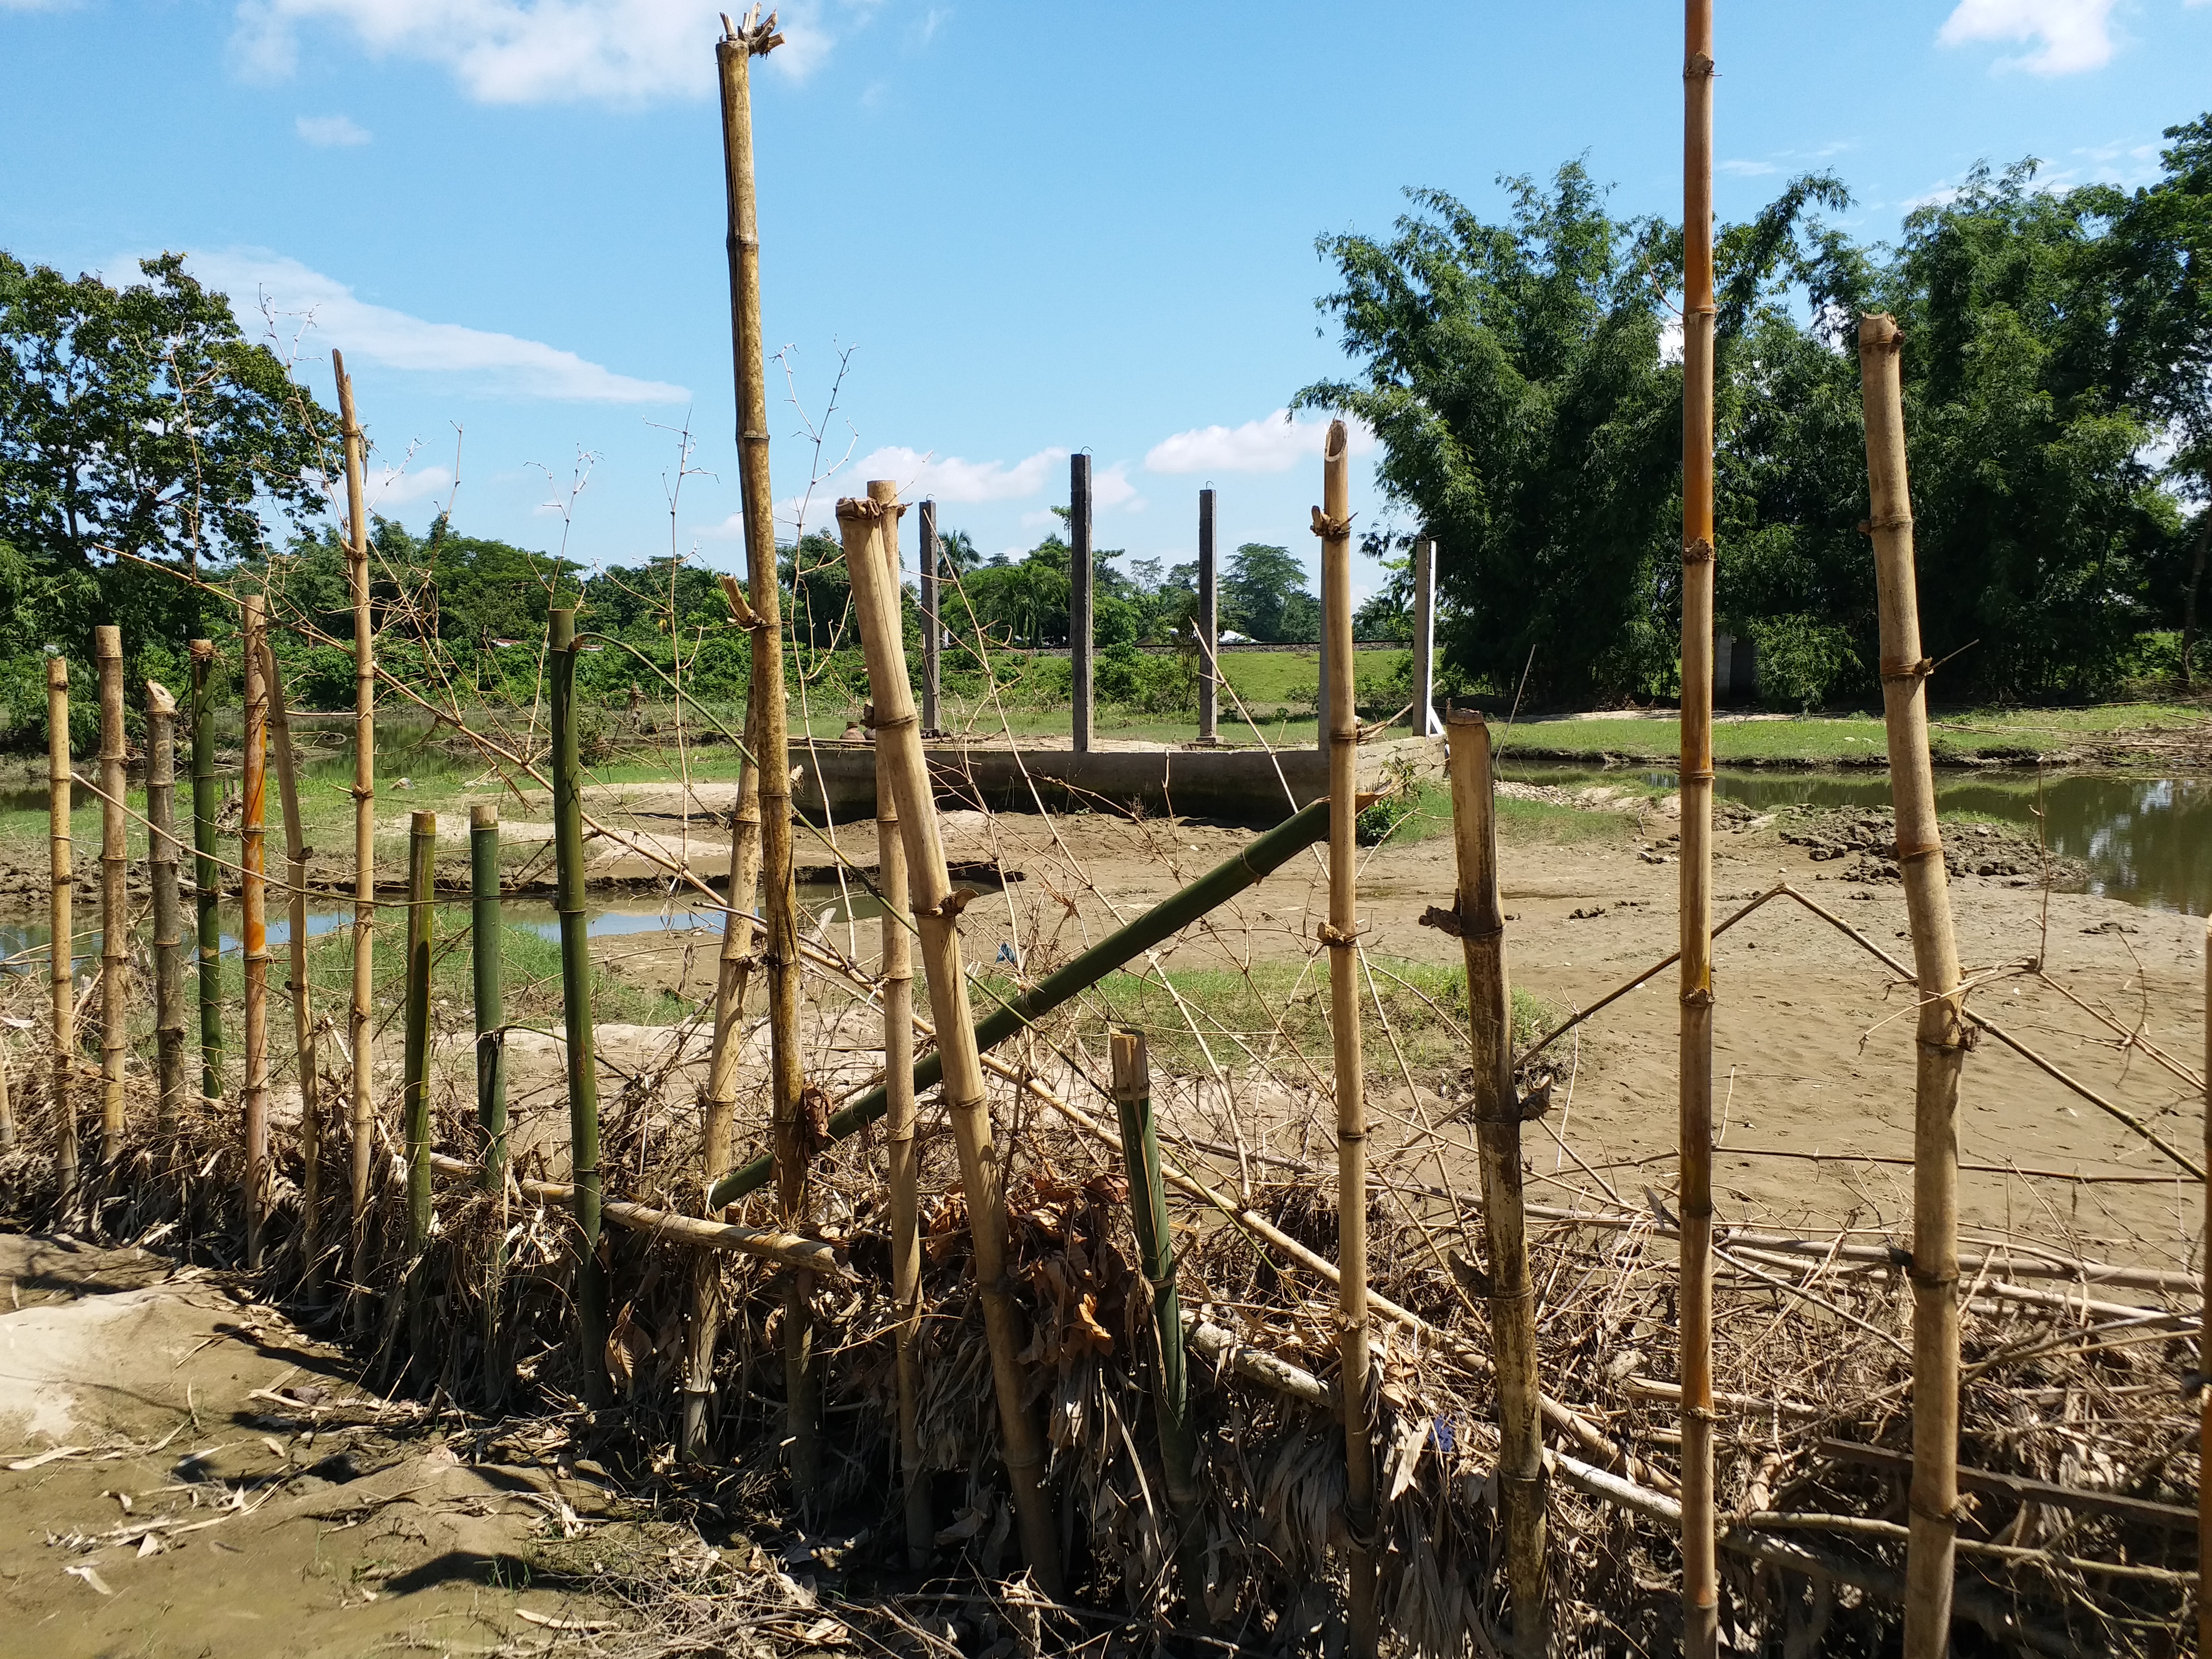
232,0 -> 863,104
852,443 -> 1068,504
1090,460 -> 1143,511
1143,409 -> 1376,476
182,248 -> 687,403
295,112 -> 372,146
1719,158 -> 1777,177
1937,0 -> 2117,74
319,462 -> 453,514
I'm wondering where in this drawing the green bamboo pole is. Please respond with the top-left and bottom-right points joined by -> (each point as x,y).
549,608 -> 609,1406
471,803 -> 510,1404
95,626 -> 128,1164
1110,1028 -> 1210,1629
189,640 -> 224,1115
264,643 -> 321,1297
707,795 -> 1334,1210
240,597 -> 272,1271
403,809 -> 436,1363
47,655 -> 77,1204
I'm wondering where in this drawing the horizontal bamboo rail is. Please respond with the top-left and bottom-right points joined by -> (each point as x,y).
706,795 -> 1337,1210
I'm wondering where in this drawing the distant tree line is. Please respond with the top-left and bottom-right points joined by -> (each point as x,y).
1300,112 -> 2212,707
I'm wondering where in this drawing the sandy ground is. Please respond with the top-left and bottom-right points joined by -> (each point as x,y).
0,1234 -> 631,1659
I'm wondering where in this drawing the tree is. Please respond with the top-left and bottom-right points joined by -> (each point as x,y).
1222,542 -> 1318,642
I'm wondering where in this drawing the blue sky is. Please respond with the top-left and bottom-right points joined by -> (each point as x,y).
4,0 -> 2209,601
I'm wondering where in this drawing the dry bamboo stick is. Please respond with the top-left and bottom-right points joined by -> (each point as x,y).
95,626 -> 128,1164
1185,1313 -> 1332,1407
189,639 -> 223,1118
425,1152 -> 844,1274
716,8 -> 812,1505
402,810 -> 435,1362
335,350 -> 377,1260
0,1041 -> 12,1152
1859,312 -> 1970,1659
264,643 -> 321,1297
837,493 -> 1062,1596
2201,917 -> 2208,1658
1443,711 -> 1546,1655
240,596 -> 272,1270
1314,420 -> 1377,1655
47,654 -> 77,1203
870,477 -> 929,1567
147,681 -> 185,1150
471,804 -> 509,1405
1678,7 -> 1720,1652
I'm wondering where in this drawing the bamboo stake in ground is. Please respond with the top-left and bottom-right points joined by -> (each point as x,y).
189,640 -> 223,1118
403,809 -> 436,1367
147,682 -> 185,1150
47,655 -> 77,1203
472,804 -> 510,1405
1677,6 -> 1720,1652
549,609 -> 609,1406
2201,917 -> 2209,1659
240,596 -> 272,1270
685,628 -> 761,1457
95,626 -> 128,1164
870,477 -> 929,1566
0,1043 -> 12,1151
1314,421 -> 1377,1657
1859,312 -> 1970,1659
335,350 -> 377,1249
717,7 -> 810,1502
1111,1028 -> 1211,1628
265,645 -> 320,1297
1440,711 -> 1548,1655
838,494 -> 1062,1596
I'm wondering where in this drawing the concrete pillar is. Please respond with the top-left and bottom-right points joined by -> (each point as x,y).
919,499 -> 939,737
1197,488 -> 1218,745
1412,535 -> 1440,735
1070,453 -> 1093,753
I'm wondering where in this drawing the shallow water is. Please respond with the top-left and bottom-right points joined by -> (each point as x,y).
1503,763 -> 2212,916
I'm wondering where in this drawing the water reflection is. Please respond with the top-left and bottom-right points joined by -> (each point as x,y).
1503,765 -> 2212,916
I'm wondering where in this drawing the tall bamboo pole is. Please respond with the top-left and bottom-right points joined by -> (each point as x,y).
717,7 -> 810,1500
1444,712 -> 1547,1655
472,804 -> 510,1404
919,498 -> 941,737
838,494 -> 1062,1596
403,809 -> 435,1364
1316,422 -> 1378,1656
147,682 -> 185,1150
1111,1028 -> 1210,1627
549,608 -> 609,1406
685,658 -> 761,1456
1197,489 -> 1218,745
1677,4 -> 1721,1651
47,656 -> 77,1203
95,626 -> 128,1164
870,477 -> 930,1564
264,645 -> 320,1296
1859,313 -> 1969,1658
2201,918 -> 2209,1659
335,350 -> 377,1244
1071,453 -> 1094,752
240,596 -> 272,1270
189,640 -> 223,1118
0,1043 -> 13,1152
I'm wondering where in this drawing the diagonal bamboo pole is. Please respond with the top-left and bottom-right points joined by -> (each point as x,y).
95,626 -> 128,1165
1315,420 -> 1377,1657
472,804 -> 510,1405
1678,5 -> 1720,1652
147,681 -> 186,1152
1443,711 -> 1548,1656
335,351 -> 377,1254
189,640 -> 223,1121
240,596 -> 272,1271
869,477 -> 929,1565
838,494 -> 1062,1597
47,655 -> 77,1204
549,608 -> 609,1406
264,643 -> 321,1298
1860,312 -> 1969,1659
403,809 -> 436,1368
1111,1028 -> 1211,1629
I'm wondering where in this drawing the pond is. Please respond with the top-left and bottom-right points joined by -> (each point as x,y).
1503,764 -> 2212,917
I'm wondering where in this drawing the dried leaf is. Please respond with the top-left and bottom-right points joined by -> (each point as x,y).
64,1564 -> 113,1595
9,1445 -> 87,1471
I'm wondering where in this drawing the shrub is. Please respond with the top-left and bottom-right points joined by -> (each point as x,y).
1745,613 -> 1864,712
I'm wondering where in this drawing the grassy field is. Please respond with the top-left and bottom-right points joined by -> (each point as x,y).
1504,702 -> 2211,766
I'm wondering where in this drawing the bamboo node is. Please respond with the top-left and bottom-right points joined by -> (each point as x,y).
926,887 -> 981,921
1879,655 -> 1935,682
835,495 -> 890,523
1682,537 -> 1715,565
1895,841 -> 1943,864
1681,988 -> 1714,1009
1682,1405 -> 1721,1424
1308,507 -> 1353,542
1684,50 -> 1715,77
1317,922 -> 1361,948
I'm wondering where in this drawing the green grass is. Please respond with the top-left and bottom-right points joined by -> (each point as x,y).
1503,702 -> 2211,767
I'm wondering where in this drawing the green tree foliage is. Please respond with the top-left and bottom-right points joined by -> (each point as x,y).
1221,542 -> 1321,642
1303,132 -> 2212,704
